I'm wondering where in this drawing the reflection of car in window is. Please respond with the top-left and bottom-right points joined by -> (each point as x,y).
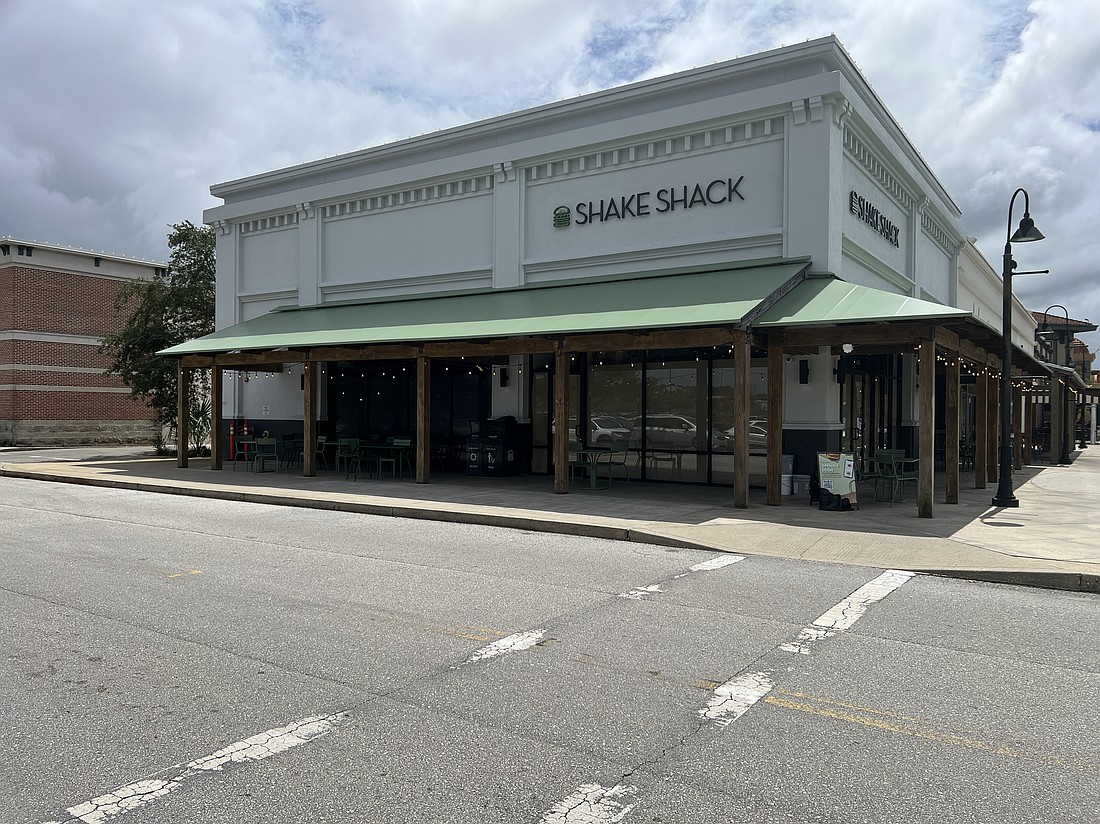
635,414 -> 698,449
712,422 -> 767,451
589,416 -> 630,443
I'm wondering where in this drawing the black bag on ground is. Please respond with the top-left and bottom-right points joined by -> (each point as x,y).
818,489 -> 851,512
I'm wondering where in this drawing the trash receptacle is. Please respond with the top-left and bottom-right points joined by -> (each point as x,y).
466,435 -> 483,475
482,437 -> 504,476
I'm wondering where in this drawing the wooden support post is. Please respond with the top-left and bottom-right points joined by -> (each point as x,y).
974,371 -> 987,489
732,333 -> 750,509
766,343 -> 784,506
303,362 -> 317,477
918,340 -> 935,518
1013,383 -> 1024,470
210,366 -> 223,470
945,354 -> 960,504
1050,379 -> 1062,464
177,364 -> 189,468
553,350 -> 570,494
416,355 -> 430,484
1023,393 -> 1033,462
987,374 -> 999,484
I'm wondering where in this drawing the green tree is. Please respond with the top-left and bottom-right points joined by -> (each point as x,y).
102,220 -> 215,445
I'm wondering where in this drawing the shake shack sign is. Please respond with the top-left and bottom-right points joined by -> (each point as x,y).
849,190 -> 900,247
553,175 -> 745,228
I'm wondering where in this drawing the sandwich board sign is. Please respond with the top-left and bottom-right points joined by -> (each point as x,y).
817,452 -> 857,495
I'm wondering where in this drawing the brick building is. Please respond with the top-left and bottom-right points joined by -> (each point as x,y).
1,237 -> 162,445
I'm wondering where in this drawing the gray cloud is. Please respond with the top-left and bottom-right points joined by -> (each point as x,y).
1,0 -> 1097,347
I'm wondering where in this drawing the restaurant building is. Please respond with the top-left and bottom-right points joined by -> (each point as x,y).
163,36 -> 1055,517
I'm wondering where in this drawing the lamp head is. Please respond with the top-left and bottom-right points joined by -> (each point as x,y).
1011,212 -> 1044,243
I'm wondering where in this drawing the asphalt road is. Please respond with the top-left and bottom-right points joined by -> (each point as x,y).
1,477 -> 1096,824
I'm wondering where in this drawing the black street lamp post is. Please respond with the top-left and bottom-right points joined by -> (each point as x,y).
993,188 -> 1045,508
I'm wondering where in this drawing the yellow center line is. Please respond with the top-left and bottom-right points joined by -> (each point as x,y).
764,694 -> 1096,774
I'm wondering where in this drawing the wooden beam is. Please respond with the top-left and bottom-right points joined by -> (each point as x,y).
775,322 -> 937,349
303,362 -> 317,477
212,351 -> 306,367
987,373 -> 999,484
974,372 -> 987,489
310,345 -> 419,362
1050,377 -> 1063,464
1013,383 -> 1024,471
416,355 -> 430,484
425,338 -> 558,357
918,340 -> 935,518
958,339 -> 988,365
553,350 -> 570,494
732,333 -> 750,509
945,355 -> 960,504
210,366 -> 223,470
565,326 -> 738,352
1022,393 -> 1033,462
934,327 -> 961,351
180,355 -> 213,368
767,344 -> 784,505
177,364 -> 189,469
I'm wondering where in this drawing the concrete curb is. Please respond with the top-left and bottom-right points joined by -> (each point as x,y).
4,465 -> 1097,593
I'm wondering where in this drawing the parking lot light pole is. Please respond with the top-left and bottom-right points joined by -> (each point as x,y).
993,188 -> 1044,508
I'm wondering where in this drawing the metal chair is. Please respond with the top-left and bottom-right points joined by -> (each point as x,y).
605,441 -> 633,483
881,452 -> 919,504
303,433 -> 327,466
378,438 -> 412,479
250,437 -> 280,473
334,438 -> 359,475
280,434 -> 301,469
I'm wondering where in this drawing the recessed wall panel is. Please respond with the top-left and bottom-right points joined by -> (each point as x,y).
322,196 -> 493,286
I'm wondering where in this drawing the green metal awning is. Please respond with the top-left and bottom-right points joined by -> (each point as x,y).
160,260 -> 810,356
753,276 -> 970,327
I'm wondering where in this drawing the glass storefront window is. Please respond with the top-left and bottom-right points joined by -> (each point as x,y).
587,357 -> 642,447
644,355 -> 708,482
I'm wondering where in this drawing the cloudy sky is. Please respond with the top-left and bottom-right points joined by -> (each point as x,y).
2,0 -> 1098,347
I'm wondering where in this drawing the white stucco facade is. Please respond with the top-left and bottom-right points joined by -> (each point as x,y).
202,36 -> 1021,465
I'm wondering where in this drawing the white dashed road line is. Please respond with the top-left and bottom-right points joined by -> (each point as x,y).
675,554 -> 745,578
539,783 -> 638,823
454,629 -> 546,668
620,552 -> 745,596
781,569 -> 915,654
698,670 -> 775,726
616,584 -> 664,600
42,711 -> 348,824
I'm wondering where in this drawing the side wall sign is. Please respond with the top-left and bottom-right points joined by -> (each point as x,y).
849,190 -> 900,247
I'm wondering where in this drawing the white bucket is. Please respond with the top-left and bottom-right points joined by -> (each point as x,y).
781,474 -> 793,495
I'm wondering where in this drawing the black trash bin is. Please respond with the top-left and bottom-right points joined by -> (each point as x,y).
482,416 -> 518,476
482,437 -> 504,476
466,435 -> 483,476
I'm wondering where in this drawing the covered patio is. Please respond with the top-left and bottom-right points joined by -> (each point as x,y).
161,259 -> 1050,519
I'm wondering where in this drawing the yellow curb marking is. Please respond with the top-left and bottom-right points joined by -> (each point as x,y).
166,570 -> 204,579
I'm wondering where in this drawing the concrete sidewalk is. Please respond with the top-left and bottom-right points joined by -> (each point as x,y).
3,445 -> 1098,592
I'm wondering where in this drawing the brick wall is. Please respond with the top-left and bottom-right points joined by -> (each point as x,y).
1,259 -> 160,445
0,266 -> 135,336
